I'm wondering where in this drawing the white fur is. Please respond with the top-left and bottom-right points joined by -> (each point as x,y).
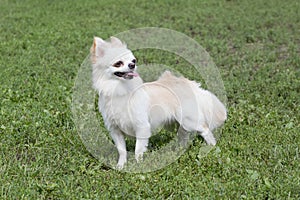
91,36 -> 227,169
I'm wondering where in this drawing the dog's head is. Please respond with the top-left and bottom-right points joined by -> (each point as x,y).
91,36 -> 139,80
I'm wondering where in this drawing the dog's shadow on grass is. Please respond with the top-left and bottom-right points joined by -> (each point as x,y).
125,123 -> 180,153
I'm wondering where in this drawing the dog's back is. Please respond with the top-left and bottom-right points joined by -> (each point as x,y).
151,71 -> 227,131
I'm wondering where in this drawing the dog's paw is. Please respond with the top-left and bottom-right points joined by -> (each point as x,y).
135,153 -> 144,163
116,163 -> 124,170
116,159 -> 126,170
205,136 -> 216,146
201,130 -> 217,146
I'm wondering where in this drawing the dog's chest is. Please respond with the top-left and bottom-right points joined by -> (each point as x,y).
99,94 -> 134,133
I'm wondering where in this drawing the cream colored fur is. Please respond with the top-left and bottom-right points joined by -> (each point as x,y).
91,36 -> 227,169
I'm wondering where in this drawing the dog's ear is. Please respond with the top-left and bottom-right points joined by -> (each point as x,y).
110,36 -> 125,47
91,37 -> 107,63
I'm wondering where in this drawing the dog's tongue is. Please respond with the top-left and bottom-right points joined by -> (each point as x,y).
127,72 -> 139,77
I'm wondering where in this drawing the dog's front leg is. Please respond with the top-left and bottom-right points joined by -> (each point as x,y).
135,138 -> 149,162
134,126 -> 150,162
110,127 -> 127,169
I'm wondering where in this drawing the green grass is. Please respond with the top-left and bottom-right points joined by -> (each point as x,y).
0,0 -> 299,199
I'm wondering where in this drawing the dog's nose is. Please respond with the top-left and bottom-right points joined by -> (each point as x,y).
128,63 -> 135,69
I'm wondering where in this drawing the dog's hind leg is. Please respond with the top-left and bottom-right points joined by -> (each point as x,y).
197,125 -> 216,146
177,125 -> 190,147
180,117 -> 216,146
110,128 -> 127,169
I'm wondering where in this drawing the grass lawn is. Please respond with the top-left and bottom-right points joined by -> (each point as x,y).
0,0 -> 299,199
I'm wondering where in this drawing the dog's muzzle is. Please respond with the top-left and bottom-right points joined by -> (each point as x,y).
114,71 -> 139,79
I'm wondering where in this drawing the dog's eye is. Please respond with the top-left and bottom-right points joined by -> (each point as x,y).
132,59 -> 137,64
113,61 -> 123,68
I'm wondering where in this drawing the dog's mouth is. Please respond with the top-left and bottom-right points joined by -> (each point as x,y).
114,71 -> 139,79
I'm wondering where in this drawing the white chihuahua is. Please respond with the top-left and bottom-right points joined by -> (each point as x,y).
91,36 -> 227,169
